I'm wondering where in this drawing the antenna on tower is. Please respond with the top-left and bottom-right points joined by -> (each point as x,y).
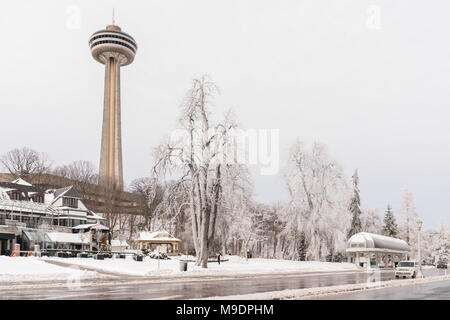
112,8 -> 115,25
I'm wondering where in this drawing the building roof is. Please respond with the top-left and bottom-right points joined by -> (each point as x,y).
72,223 -> 109,231
0,181 -> 45,195
12,178 -> 33,186
47,231 -> 90,244
346,232 -> 410,253
87,211 -> 106,221
111,239 -> 129,247
138,230 -> 181,242
0,198 -> 58,215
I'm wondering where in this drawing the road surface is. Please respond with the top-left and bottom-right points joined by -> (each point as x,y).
0,268 -> 445,300
314,277 -> 450,300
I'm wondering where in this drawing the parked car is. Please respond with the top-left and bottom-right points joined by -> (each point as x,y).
436,261 -> 448,269
395,261 -> 419,278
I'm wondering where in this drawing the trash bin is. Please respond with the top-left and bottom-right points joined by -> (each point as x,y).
179,261 -> 188,272
133,254 -> 143,262
94,253 -> 104,260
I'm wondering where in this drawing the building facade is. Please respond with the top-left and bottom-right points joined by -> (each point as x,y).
0,178 -> 108,255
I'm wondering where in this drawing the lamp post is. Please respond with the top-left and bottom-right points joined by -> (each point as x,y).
417,219 -> 423,278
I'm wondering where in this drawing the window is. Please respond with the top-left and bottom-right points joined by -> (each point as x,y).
12,192 -> 21,200
34,195 -> 44,203
63,197 -> 78,208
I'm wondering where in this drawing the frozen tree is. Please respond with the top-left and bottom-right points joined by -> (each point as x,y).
361,208 -> 382,234
432,219 -> 450,263
347,169 -> 362,238
153,76 -> 237,268
283,140 -> 349,261
129,177 -> 166,230
398,188 -> 420,259
382,204 -> 398,237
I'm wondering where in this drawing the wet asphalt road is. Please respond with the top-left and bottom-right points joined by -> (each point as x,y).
315,277 -> 450,300
0,268 -> 446,300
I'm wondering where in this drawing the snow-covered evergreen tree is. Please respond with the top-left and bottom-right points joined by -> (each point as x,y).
347,169 -> 362,238
382,204 -> 398,237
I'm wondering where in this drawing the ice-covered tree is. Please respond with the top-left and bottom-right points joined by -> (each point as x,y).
361,208 -> 382,234
398,188 -> 420,258
432,219 -> 450,263
153,76 -> 238,268
347,169 -> 362,238
283,140 -> 349,261
382,204 -> 398,237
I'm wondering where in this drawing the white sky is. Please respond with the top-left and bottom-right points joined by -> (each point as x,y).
1,0 -> 449,229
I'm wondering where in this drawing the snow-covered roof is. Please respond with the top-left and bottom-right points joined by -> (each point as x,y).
0,199 -> 58,215
72,223 -> 109,231
87,211 -> 105,221
111,239 -> 129,247
138,230 -> 181,242
12,178 -> 32,186
47,232 -> 90,244
347,232 -> 410,253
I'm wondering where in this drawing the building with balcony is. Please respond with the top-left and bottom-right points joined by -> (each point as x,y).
0,178 -> 108,255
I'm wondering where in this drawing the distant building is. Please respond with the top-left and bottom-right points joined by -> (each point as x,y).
137,230 -> 181,255
0,178 -> 109,255
111,239 -> 129,253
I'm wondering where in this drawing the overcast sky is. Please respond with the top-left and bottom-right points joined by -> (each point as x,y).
1,0 -> 449,229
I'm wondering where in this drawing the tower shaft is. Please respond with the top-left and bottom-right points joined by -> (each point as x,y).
90,24 -> 136,191
99,56 -> 123,190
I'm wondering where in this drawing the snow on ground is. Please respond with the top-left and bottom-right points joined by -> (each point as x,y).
42,255 -> 357,278
0,256 -> 100,283
202,274 -> 450,300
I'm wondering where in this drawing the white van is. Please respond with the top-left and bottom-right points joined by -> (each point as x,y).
395,261 -> 419,278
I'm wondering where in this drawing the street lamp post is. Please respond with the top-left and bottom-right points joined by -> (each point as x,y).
417,220 -> 423,278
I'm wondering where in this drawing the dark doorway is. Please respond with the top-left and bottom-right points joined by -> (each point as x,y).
0,233 -> 14,256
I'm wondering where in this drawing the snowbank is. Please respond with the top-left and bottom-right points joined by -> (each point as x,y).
43,255 -> 357,278
0,256 -> 99,283
202,274 -> 450,300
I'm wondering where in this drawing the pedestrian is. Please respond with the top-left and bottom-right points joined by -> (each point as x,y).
217,252 -> 221,265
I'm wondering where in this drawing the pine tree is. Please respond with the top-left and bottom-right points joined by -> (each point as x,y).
347,169 -> 362,238
382,204 -> 398,237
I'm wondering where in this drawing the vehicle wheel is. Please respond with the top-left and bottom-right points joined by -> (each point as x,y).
412,273 -> 416,279
395,275 -> 399,278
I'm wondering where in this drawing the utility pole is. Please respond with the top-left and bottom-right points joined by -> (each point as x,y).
417,219 -> 423,278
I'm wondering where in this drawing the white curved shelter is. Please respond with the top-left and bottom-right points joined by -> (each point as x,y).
346,232 -> 410,269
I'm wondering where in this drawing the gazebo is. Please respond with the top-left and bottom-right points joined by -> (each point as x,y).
137,230 -> 181,255
346,232 -> 410,270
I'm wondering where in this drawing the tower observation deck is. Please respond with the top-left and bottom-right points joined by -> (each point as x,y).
89,24 -> 137,191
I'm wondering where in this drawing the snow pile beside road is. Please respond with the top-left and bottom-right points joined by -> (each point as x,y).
0,256 -> 99,283
43,255 -> 357,278
203,274 -> 450,300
